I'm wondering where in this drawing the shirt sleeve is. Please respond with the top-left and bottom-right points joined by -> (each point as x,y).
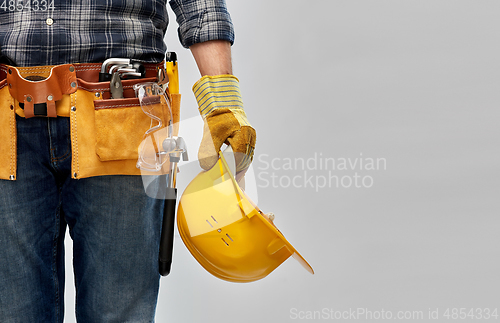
169,0 -> 235,48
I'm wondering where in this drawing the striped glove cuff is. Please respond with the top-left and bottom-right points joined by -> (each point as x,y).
192,74 -> 250,126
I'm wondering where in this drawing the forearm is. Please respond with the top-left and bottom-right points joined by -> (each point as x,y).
189,40 -> 232,76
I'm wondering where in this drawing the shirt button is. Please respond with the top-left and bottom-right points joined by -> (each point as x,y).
46,18 -> 54,26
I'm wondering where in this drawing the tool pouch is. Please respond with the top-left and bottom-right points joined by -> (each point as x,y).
0,63 -> 181,180
70,77 -> 180,179
94,97 -> 157,162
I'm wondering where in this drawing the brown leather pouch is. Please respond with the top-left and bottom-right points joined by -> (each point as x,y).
6,64 -> 77,118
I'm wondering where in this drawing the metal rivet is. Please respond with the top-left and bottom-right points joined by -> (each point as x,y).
71,106 -> 76,112
8,69 -> 12,74
71,82 -> 77,88
95,92 -> 100,98
217,229 -> 222,233
9,175 -> 15,180
73,173 -> 77,178
10,105 -> 13,110
26,96 -> 32,102
9,83 -> 12,88
69,66 -> 75,72
47,95 -> 53,101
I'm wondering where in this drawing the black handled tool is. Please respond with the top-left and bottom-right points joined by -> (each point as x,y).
159,184 -> 177,276
158,137 -> 187,276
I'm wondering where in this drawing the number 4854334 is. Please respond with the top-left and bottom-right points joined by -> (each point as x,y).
0,0 -> 55,11
443,308 -> 499,320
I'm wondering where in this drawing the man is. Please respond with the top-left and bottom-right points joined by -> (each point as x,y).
0,0 -> 255,322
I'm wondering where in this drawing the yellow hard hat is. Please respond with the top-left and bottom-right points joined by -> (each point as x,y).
177,151 -> 314,283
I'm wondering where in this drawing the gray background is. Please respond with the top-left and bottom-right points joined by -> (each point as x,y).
65,1 -> 500,322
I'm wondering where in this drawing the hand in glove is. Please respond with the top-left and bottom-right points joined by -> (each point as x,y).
193,75 -> 256,174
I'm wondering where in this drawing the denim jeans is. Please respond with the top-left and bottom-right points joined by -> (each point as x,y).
0,116 -> 163,322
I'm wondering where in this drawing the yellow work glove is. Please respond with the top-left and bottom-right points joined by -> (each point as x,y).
193,75 -> 256,174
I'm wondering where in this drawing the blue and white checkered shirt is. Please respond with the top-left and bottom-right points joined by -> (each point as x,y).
0,0 -> 234,66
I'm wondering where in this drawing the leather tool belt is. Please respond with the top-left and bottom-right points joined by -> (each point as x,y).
0,62 -> 181,181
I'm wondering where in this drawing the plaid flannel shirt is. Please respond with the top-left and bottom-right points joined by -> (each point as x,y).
0,0 -> 234,66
